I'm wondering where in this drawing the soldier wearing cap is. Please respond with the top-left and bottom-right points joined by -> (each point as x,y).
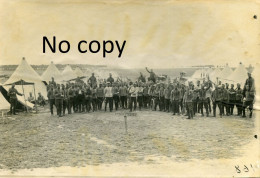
244,71 -> 255,91
8,84 -> 23,115
138,73 -> 146,83
184,85 -> 194,119
235,83 -> 243,116
85,84 -> 92,112
96,83 -> 104,110
129,82 -> 138,112
242,84 -> 255,118
198,84 -> 210,117
171,84 -> 180,115
228,84 -> 236,115
222,84 -> 230,116
88,73 -> 97,88
104,82 -> 113,112
112,82 -> 120,111
119,83 -> 128,109
212,84 -> 223,117
54,84 -> 64,117
107,73 -> 114,84
47,84 -> 55,115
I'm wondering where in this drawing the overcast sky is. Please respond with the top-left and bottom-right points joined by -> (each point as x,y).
0,0 -> 259,68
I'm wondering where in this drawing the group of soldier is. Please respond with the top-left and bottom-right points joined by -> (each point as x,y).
44,70 -> 255,119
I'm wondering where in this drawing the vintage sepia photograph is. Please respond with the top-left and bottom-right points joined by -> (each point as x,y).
0,0 -> 259,177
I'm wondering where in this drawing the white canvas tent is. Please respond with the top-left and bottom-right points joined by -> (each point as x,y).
41,61 -> 63,82
191,69 -> 203,79
62,65 -> 77,81
4,58 -> 47,105
209,67 -> 222,83
227,63 -> 248,85
218,64 -> 233,83
74,66 -> 85,77
0,83 -> 10,110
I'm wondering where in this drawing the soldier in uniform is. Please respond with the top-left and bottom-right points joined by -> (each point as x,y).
164,84 -> 171,112
138,73 -> 146,83
129,82 -> 137,112
88,73 -> 97,88
78,85 -> 85,112
112,83 -> 120,111
228,84 -> 236,115
212,85 -> 223,117
235,83 -> 243,116
85,84 -> 92,112
107,73 -> 114,84
143,83 -> 149,108
8,84 -> 23,115
146,67 -> 156,83
119,83 -> 128,109
67,83 -> 75,114
104,82 -> 113,112
184,85 -> 194,119
198,85 -> 209,117
242,84 -> 255,118
47,84 -> 55,115
137,83 -> 144,111
222,84 -> 230,116
54,84 -> 64,117
96,83 -> 104,110
171,84 -> 180,115
159,84 -> 165,111
62,84 -> 68,115
92,84 -> 97,112
153,84 -> 160,111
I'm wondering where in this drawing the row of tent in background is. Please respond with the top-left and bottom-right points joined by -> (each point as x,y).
0,58 -> 119,111
190,62 -> 256,85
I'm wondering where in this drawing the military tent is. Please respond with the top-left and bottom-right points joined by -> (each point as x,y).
0,83 -> 10,110
218,64 -> 233,83
191,69 -> 203,79
4,58 -> 47,101
209,67 -> 222,83
61,65 -> 77,81
227,63 -> 248,85
74,66 -> 85,77
41,61 -> 63,82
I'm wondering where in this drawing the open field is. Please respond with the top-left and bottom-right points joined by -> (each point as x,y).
0,107 -> 257,174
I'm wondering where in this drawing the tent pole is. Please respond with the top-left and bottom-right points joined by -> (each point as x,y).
21,80 -> 28,113
33,84 -> 38,113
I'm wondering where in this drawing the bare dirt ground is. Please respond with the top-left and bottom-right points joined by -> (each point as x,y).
0,107 -> 258,176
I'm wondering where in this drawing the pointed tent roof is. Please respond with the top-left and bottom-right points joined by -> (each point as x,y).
41,61 -> 63,82
191,69 -> 203,79
218,64 -> 233,80
228,62 -> 248,85
4,58 -> 47,100
74,66 -> 84,77
209,67 -> 222,81
62,65 -> 77,81
0,83 -> 10,110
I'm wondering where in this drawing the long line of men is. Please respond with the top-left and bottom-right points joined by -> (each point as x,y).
46,72 -> 255,119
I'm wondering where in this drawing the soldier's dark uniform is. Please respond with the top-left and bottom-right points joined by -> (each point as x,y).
8,86 -> 23,115
171,87 -> 180,115
47,87 -> 55,115
119,84 -> 128,109
54,87 -> 64,117
78,86 -> 85,112
235,84 -> 243,116
242,85 -> 255,118
164,86 -> 171,112
67,85 -> 74,114
143,85 -> 149,108
159,86 -> 165,111
85,87 -> 92,112
222,85 -> 230,116
62,85 -> 68,115
184,88 -> 194,119
228,84 -> 236,115
113,85 -> 120,111
92,87 -> 97,111
212,86 -> 223,117
96,85 -> 104,110
198,86 -> 209,117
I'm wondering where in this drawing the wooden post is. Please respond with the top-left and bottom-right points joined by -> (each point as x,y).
33,84 -> 38,113
21,80 -> 28,112
124,115 -> 128,134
